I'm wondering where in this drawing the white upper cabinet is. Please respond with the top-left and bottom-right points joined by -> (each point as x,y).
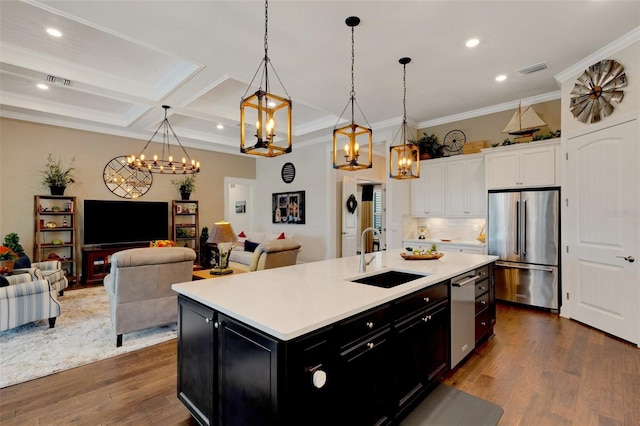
484,139 -> 560,189
445,155 -> 485,217
410,160 -> 445,217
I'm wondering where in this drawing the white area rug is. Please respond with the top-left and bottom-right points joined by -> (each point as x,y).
0,286 -> 176,388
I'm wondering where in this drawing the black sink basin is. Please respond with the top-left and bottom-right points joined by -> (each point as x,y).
350,270 -> 427,289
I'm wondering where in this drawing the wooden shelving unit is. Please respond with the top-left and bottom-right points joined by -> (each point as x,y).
34,195 -> 79,284
172,200 -> 199,265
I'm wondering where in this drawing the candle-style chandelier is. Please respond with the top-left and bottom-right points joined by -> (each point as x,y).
332,16 -> 372,171
389,57 -> 420,180
128,105 -> 200,175
240,0 -> 292,157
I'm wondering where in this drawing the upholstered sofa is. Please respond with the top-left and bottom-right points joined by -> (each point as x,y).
103,246 -> 196,347
229,231 -> 295,266
233,239 -> 302,272
0,273 -> 61,332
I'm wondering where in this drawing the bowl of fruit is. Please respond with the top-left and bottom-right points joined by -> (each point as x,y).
401,243 -> 444,260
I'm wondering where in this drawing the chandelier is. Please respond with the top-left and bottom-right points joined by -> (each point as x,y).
128,105 -> 200,174
333,16 -> 373,171
389,57 -> 419,180
240,0 -> 292,157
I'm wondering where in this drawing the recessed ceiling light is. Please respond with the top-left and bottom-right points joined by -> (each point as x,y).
465,38 -> 480,48
37,83 -> 49,90
217,124 -> 224,130
46,28 -> 62,37
495,74 -> 507,82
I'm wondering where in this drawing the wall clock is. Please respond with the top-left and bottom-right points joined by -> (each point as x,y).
569,59 -> 627,124
443,130 -> 466,155
103,156 -> 153,198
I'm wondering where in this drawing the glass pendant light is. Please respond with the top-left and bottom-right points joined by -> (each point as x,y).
240,0 -> 292,157
332,16 -> 372,171
389,57 -> 419,180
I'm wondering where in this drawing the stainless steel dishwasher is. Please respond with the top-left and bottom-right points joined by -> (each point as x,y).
450,270 -> 479,368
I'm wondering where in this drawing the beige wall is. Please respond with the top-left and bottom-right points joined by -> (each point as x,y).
418,99 -> 561,147
0,118 -> 255,266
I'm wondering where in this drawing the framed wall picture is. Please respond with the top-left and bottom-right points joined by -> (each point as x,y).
235,200 -> 246,214
272,191 -> 305,224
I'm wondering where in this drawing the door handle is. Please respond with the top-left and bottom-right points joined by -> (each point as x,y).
616,255 -> 635,263
522,200 -> 527,256
515,201 -> 520,255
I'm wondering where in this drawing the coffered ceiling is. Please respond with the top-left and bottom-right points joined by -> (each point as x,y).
1,1 -> 639,156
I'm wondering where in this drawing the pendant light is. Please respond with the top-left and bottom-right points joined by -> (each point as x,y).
333,16 -> 373,171
128,105 -> 200,174
240,0 -> 292,157
389,57 -> 419,180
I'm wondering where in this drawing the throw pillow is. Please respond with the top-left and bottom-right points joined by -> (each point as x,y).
237,231 -> 246,238
244,240 -> 260,253
14,255 -> 31,269
150,240 -> 175,247
0,275 -> 9,287
277,232 -> 286,239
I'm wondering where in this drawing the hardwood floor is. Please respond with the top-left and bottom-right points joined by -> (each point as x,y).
1,303 -> 639,425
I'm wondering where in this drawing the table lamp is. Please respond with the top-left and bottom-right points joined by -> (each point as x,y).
207,221 -> 238,275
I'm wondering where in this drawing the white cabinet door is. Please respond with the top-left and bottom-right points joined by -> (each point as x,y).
519,146 -> 556,187
445,156 -> 485,217
485,141 -> 558,189
410,161 -> 444,216
565,118 -> 639,345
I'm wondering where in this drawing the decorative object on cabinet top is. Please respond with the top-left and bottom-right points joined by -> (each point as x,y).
411,133 -> 445,160
41,153 -> 75,196
171,175 -> 196,200
442,130 -> 466,155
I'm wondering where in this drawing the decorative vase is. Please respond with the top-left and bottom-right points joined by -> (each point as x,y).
0,260 -> 15,273
180,191 -> 191,200
419,153 -> 431,161
50,185 -> 66,196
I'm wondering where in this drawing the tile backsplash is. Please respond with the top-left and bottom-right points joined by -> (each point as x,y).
402,216 -> 485,242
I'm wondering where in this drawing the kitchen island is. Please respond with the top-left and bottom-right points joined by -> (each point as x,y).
173,249 -> 497,425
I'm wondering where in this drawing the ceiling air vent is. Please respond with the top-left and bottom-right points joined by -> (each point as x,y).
517,62 -> 547,75
46,75 -> 72,86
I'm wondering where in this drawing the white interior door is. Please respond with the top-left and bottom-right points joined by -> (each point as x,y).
565,117 -> 639,345
341,175 -> 358,257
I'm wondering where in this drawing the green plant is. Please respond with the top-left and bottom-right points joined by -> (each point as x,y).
532,129 -> 561,141
171,175 -> 196,193
42,153 -> 75,188
411,133 -> 445,158
3,233 -> 25,257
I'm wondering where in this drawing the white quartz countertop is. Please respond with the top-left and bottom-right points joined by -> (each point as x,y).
172,249 -> 498,341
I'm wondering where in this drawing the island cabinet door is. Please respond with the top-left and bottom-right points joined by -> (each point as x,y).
335,327 -> 394,426
218,314 -> 280,426
177,295 -> 217,426
393,301 -> 450,412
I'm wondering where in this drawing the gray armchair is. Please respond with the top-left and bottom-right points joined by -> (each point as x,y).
246,239 -> 302,272
103,247 -> 196,347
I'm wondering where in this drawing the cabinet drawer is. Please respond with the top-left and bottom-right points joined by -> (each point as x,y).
337,305 -> 390,348
475,279 -> 489,298
393,282 -> 448,322
475,291 -> 490,313
475,308 -> 491,343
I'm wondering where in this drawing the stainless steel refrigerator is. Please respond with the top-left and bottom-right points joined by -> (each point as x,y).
488,188 -> 560,311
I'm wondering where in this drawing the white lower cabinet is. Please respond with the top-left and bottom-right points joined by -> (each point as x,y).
484,139 -> 559,189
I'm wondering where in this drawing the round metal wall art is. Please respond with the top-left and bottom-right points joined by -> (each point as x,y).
103,156 -> 153,198
443,130 -> 466,155
570,59 -> 626,124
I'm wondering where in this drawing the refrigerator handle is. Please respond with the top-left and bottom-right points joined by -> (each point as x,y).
522,200 -> 527,256
515,201 -> 520,254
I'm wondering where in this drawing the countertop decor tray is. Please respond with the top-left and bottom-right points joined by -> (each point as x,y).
401,252 -> 444,260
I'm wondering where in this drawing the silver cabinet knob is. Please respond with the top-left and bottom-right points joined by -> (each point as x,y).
422,315 -> 431,322
616,255 -> 635,263
367,342 -> 375,349
423,297 -> 430,303
366,321 -> 374,329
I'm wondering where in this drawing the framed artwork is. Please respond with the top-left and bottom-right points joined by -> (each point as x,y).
235,200 -> 246,214
272,191 -> 305,224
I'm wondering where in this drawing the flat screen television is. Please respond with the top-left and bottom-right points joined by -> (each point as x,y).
83,200 -> 169,247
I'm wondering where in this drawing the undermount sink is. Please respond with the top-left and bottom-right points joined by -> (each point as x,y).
350,270 -> 428,289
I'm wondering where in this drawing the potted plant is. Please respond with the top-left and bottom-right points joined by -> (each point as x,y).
42,154 -> 75,195
171,175 -> 196,200
3,233 -> 25,257
411,133 -> 445,160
